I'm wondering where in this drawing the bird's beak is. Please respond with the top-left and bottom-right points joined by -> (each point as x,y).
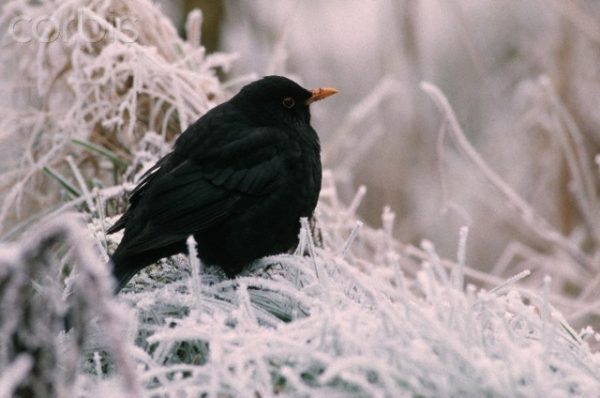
306,87 -> 338,105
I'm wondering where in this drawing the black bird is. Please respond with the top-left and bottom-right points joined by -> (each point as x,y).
107,76 -> 337,292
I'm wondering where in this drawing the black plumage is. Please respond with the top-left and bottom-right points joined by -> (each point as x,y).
107,76 -> 337,292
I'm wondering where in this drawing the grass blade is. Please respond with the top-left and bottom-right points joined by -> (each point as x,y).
43,166 -> 81,198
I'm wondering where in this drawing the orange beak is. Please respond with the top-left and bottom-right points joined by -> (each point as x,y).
306,87 -> 338,105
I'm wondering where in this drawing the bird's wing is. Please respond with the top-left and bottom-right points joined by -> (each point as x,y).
106,154 -> 172,234
114,128 -> 289,254
128,154 -> 172,206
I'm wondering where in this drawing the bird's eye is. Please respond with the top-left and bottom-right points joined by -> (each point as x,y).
282,97 -> 295,109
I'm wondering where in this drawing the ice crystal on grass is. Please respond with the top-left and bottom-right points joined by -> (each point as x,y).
60,204 -> 600,396
3,176 -> 599,396
1,167 -> 599,395
0,0 -> 235,235
0,215 -> 139,397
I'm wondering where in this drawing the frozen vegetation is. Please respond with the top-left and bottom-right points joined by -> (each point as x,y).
0,0 -> 599,397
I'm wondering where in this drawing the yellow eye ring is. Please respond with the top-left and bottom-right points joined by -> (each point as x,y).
282,97 -> 295,109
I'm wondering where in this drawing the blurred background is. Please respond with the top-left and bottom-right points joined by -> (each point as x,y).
156,0 -> 600,279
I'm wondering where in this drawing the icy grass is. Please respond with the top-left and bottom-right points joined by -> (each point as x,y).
1,177 -> 600,397
0,0 -> 236,235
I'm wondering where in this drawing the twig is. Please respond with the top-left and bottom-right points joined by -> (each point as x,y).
420,81 -> 594,273
341,221 -> 363,258
539,77 -> 600,243
66,155 -> 95,213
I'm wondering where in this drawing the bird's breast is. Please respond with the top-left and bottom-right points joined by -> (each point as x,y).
282,144 -> 321,215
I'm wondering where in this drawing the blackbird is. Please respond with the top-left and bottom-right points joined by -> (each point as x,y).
107,76 -> 337,292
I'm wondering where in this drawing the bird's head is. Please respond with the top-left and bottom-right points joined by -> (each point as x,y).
231,75 -> 338,128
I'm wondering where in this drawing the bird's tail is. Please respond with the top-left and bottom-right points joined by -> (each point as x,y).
110,252 -> 147,293
112,263 -> 139,293
109,243 -> 185,293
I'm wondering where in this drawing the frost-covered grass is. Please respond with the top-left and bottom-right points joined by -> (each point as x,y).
0,0 -> 235,236
1,186 -> 600,397
1,0 -> 600,396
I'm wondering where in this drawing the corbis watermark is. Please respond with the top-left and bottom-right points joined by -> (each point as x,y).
8,8 -> 139,44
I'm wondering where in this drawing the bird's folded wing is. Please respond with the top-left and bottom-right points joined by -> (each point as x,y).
200,128 -> 289,196
116,128 -> 288,254
106,154 -> 172,234
128,154 -> 172,207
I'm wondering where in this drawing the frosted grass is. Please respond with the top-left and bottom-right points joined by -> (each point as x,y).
1,200 -> 599,396
0,0 -> 235,235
